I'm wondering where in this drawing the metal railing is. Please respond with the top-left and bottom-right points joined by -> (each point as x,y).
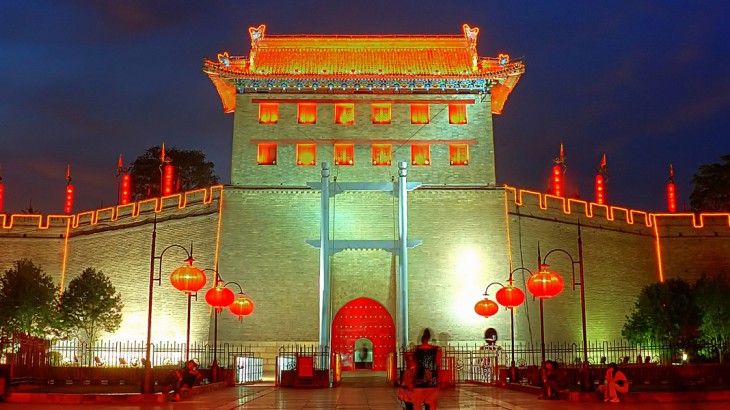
37,340 -> 259,370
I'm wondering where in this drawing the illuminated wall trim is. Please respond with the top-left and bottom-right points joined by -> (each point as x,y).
251,98 -> 476,105
1,186 -> 223,230
249,138 -> 477,145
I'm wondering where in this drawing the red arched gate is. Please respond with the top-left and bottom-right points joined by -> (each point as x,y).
331,297 -> 395,371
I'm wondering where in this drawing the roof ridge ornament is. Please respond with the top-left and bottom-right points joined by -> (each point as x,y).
249,24 -> 266,47
463,24 -> 480,72
463,24 -> 479,44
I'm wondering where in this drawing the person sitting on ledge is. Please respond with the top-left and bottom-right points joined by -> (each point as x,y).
598,363 -> 629,403
181,360 -> 202,390
537,360 -> 568,400
160,368 -> 184,402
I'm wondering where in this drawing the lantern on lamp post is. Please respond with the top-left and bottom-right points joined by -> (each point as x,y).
169,260 -> 206,362
201,271 -> 253,382
474,297 -> 499,318
526,258 -> 564,366
480,268 -> 529,383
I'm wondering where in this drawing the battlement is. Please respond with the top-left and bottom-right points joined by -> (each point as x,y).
0,186 -> 223,232
506,186 -> 730,237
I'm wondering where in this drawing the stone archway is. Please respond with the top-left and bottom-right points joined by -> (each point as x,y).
331,297 -> 396,371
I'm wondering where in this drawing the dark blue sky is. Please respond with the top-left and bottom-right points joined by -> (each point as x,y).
1,0 -> 729,214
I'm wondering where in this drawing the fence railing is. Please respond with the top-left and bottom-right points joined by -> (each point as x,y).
495,339 -> 730,368
8,340 -> 259,371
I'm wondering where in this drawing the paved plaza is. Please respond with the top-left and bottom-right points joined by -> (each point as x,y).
2,372 -> 729,409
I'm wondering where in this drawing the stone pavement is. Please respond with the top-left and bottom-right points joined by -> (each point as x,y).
2,372 -> 729,409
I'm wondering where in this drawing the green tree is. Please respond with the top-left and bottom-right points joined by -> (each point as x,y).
623,278 -> 702,360
128,145 -> 220,200
0,259 -> 59,337
59,268 -> 123,346
694,273 -> 730,361
690,154 -> 730,212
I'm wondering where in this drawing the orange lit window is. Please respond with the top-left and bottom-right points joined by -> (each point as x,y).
449,104 -> 467,124
372,144 -> 392,166
298,103 -> 317,124
334,144 -> 354,165
449,144 -> 469,165
411,144 -> 431,166
296,144 -> 316,166
259,103 -> 279,124
257,143 -> 277,165
411,104 -> 430,124
335,103 -> 355,125
372,103 -> 391,124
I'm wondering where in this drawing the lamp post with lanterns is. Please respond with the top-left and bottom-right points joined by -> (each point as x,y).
537,224 -> 588,369
474,269 -> 528,382
144,216 -> 205,394
525,259 -> 564,365
201,268 -> 255,382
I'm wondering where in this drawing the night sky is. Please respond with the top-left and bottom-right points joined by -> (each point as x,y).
1,1 -> 729,215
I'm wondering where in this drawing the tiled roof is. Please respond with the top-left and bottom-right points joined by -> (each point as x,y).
250,36 -> 476,76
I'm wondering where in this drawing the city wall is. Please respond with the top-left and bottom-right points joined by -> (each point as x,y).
0,187 -> 223,346
1,184 -> 729,362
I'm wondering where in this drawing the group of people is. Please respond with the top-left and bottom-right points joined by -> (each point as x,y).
398,329 -> 442,410
537,360 -> 629,403
161,360 -> 203,402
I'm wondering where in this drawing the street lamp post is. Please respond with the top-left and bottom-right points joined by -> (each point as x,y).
201,269 -> 254,382
475,269 -> 528,383
526,251 -> 565,365
143,217 -> 203,394
538,224 -> 588,370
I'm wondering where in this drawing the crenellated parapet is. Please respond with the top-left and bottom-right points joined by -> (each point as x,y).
0,186 -> 223,236
505,186 -> 730,238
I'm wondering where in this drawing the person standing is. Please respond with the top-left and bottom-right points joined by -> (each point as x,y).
398,353 -> 416,410
412,328 -> 441,410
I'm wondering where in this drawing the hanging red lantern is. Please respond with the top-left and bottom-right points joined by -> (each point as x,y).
205,284 -> 235,312
229,295 -> 255,321
495,284 -> 526,309
552,165 -> 563,197
170,265 -> 206,294
474,298 -> 499,318
163,164 -> 174,196
527,265 -> 564,299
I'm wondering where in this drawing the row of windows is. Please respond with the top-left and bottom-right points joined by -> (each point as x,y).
256,143 -> 470,166
258,103 -> 468,125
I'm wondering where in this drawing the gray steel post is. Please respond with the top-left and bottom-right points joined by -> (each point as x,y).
397,162 -> 409,349
319,162 -> 331,351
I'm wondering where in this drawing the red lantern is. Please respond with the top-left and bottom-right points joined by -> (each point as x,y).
163,164 -> 174,196
170,265 -> 206,294
205,284 -> 235,312
495,285 -> 526,309
527,265 -> 564,299
229,295 -> 255,321
474,298 -> 499,318
64,184 -> 74,215
552,165 -> 563,197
